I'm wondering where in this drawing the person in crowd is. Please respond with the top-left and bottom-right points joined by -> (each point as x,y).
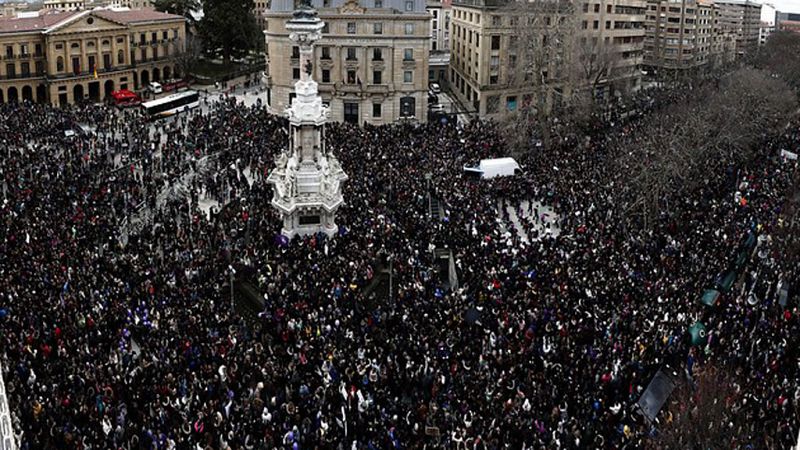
0,84 -> 797,450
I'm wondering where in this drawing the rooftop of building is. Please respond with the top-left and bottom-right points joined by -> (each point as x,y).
0,7 -> 183,33
271,0 -> 427,13
0,9 -> 75,32
713,0 -> 762,7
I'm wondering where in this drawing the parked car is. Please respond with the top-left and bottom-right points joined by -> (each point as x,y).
429,82 -> 441,94
149,82 -> 163,94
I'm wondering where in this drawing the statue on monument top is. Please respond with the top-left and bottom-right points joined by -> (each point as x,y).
293,0 -> 318,19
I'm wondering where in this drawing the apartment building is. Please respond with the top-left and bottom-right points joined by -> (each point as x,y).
111,0 -> 156,8
426,0 -> 451,51
265,0 -> 431,125
449,0 -> 645,118
714,0 -> 760,56
578,0 -> 646,98
775,12 -> 800,34
0,8 -> 186,105
759,20 -> 773,45
43,0 -> 86,11
254,0 -> 270,29
644,0 -> 703,70
426,0 -> 451,83
0,2 -> 29,18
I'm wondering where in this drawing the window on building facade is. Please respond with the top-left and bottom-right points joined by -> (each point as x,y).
373,48 -> 383,60
293,67 -> 300,79
405,23 -> 414,35
594,3 -> 600,12
491,35 -> 500,50
72,57 -> 80,74
593,20 -> 599,29
373,70 -> 382,84
374,23 -> 382,34
507,96 -> 517,111
347,22 -> 356,34
140,33 -> 145,44
372,103 -> 381,117
346,47 -> 357,60
321,46 -> 331,59
103,53 -> 111,69
346,70 -> 357,84
292,46 -> 300,58
56,56 -> 64,72
491,15 -> 500,26
322,69 -> 330,82
403,70 -> 412,83
6,63 -> 15,78
489,74 -> 498,84
20,62 -> 29,77
375,0 -> 382,7
118,50 -> 124,64
486,95 -> 499,113
5,46 -> 12,57
400,96 -> 415,117
405,0 -> 413,11
88,55 -> 96,71
403,48 -> 413,60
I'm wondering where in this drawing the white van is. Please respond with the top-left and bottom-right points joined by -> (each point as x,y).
149,82 -> 163,94
463,157 -> 521,179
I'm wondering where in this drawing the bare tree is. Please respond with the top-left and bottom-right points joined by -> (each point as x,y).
500,0 -> 577,153
651,367 -> 750,449
616,67 -> 797,228
175,34 -> 203,80
754,31 -> 800,91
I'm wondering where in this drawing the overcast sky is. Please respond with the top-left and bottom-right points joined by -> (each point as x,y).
762,0 -> 800,20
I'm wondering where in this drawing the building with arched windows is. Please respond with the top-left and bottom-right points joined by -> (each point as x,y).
0,8 -> 186,105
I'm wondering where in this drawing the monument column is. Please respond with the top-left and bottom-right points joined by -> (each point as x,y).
267,2 -> 348,239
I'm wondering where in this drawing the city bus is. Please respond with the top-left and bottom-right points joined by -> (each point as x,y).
141,90 -> 200,119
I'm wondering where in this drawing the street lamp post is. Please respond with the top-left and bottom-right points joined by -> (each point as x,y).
424,172 -> 433,220
228,265 -> 236,315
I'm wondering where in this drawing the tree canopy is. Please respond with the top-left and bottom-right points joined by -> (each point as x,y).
199,0 -> 261,65
152,0 -> 200,21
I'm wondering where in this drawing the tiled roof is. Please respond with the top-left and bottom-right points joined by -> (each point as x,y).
93,8 -> 185,24
0,10 -> 76,34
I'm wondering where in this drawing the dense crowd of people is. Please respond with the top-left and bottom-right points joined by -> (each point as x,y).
0,79 -> 798,450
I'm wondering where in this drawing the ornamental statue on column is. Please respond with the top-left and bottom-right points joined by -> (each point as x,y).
267,1 -> 348,239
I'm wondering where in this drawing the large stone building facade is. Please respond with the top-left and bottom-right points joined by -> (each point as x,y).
0,8 -> 186,105
265,0 -> 431,125
449,0 -> 646,118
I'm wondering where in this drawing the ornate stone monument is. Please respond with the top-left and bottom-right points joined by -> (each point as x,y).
267,2 -> 348,239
